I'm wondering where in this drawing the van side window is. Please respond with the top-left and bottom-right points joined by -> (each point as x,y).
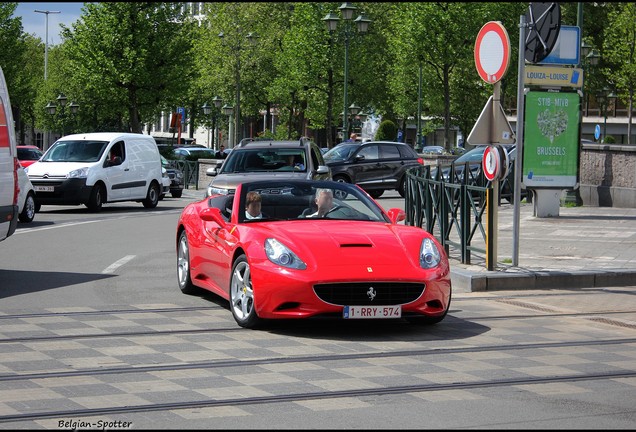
109,141 -> 126,162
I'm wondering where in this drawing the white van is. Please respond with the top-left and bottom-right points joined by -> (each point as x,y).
25,132 -> 163,212
0,66 -> 19,242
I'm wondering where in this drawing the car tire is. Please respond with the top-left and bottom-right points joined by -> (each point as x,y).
397,177 -> 406,198
406,291 -> 451,325
171,189 -> 183,198
86,184 -> 104,212
177,230 -> 197,294
19,192 -> 36,223
142,182 -> 160,208
34,202 -> 41,213
230,254 -> 262,329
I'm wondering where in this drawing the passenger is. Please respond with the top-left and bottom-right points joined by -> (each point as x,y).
286,154 -> 305,170
301,188 -> 336,218
245,191 -> 263,220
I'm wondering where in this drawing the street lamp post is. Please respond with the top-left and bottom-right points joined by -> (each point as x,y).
221,104 -> 234,147
34,9 -> 60,81
416,56 -> 423,151
45,93 -> 79,137
202,96 -> 223,150
596,86 -> 617,143
218,31 -> 256,147
323,3 -> 371,142
580,43 -> 600,116
35,9 -> 60,150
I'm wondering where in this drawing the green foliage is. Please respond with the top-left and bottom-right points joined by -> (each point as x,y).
58,2 -> 197,133
375,119 -> 398,141
604,135 -> 616,144
2,1 -> 634,148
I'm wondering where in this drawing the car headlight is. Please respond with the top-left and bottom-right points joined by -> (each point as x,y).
176,172 -> 183,180
265,238 -> 306,270
68,167 -> 89,178
419,237 -> 441,269
207,186 -> 231,197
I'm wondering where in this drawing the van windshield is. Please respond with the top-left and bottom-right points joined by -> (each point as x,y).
42,140 -> 109,162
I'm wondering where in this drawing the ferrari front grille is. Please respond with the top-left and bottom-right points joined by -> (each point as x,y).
313,282 -> 425,306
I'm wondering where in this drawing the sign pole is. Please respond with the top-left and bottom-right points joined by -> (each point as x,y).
512,14 -> 526,267
487,82 -> 501,270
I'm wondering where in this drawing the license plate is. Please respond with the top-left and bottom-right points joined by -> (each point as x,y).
343,305 -> 401,319
34,185 -> 54,192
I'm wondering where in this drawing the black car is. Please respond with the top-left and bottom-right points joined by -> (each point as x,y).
323,141 -> 424,198
161,156 -> 184,198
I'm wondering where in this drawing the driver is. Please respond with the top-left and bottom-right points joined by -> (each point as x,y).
302,188 -> 336,218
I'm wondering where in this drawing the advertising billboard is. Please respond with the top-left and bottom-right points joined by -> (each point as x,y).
523,91 -> 580,188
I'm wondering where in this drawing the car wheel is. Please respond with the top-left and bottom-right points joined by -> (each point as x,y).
368,190 -> 384,199
171,189 -> 183,198
142,182 -> 160,208
406,291 -> 451,325
333,175 -> 350,200
19,192 -> 36,223
230,254 -> 262,329
34,202 -> 41,213
86,184 -> 104,212
397,177 -> 406,198
177,231 -> 196,294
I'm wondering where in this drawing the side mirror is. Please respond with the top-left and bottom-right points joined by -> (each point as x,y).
200,207 -> 229,227
386,208 -> 406,224
206,167 -> 218,177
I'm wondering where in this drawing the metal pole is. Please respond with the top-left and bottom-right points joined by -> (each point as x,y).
34,10 -> 60,80
343,29 -> 350,139
35,9 -> 60,150
512,14 -> 527,267
416,59 -> 422,151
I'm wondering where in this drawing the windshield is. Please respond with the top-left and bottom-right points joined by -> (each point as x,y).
455,146 -> 486,164
17,147 -> 43,160
323,144 -> 358,162
220,149 -> 307,174
42,140 -> 109,162
233,180 -> 389,223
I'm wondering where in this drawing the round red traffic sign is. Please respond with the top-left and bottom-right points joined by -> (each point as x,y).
482,145 -> 501,181
474,21 -> 511,84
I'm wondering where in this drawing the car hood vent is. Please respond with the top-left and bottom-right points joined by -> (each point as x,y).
340,243 -> 373,248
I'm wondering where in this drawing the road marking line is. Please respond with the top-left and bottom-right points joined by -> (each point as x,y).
103,255 -> 136,274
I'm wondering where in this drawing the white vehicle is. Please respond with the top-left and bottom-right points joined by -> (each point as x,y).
26,132 -> 163,212
16,165 -> 35,223
0,66 -> 19,242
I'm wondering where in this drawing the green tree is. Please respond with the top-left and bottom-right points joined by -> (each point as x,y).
375,119 -> 397,141
604,3 -> 636,144
58,2 -> 196,133
0,2 -> 30,139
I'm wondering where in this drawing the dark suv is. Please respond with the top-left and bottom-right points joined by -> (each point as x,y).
205,137 -> 331,196
323,141 -> 424,198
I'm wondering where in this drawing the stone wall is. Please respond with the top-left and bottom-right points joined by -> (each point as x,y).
579,143 -> 636,208
196,158 -> 224,190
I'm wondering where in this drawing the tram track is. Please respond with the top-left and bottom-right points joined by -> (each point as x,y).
1,369 -> 634,423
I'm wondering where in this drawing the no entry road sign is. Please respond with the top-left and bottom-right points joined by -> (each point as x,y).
474,21 -> 511,84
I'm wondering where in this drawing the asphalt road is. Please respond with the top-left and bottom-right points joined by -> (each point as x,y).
0,193 -> 635,429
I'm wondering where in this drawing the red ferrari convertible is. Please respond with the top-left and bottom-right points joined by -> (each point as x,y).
176,179 -> 451,328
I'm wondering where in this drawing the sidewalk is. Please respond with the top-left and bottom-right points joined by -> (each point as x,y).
450,202 -> 636,292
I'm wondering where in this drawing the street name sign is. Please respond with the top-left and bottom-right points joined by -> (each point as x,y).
525,65 -> 583,88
